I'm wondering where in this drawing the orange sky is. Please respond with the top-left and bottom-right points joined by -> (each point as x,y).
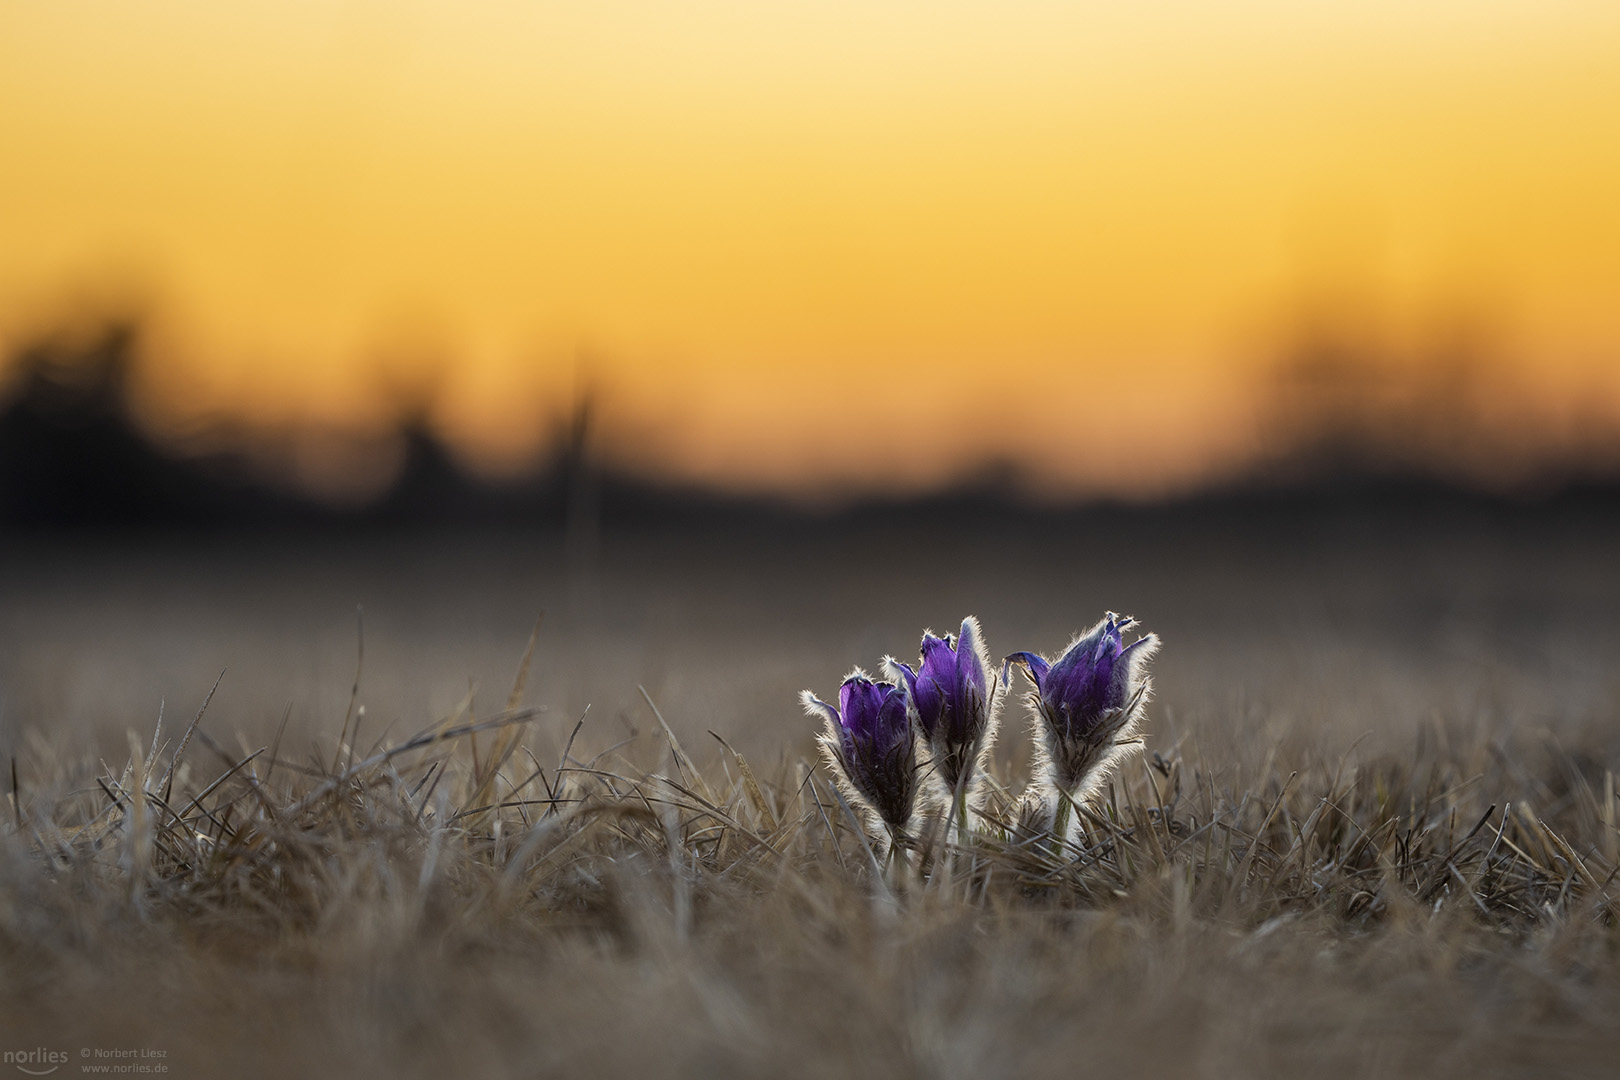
2,2 -> 1619,499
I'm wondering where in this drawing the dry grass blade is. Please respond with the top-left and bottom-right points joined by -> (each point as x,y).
158,669 -> 225,803
464,619 -> 544,831
709,730 -> 778,835
640,685 -> 716,805
332,606 -> 364,774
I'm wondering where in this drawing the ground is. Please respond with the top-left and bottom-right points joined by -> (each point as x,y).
1,493 -> 1617,1078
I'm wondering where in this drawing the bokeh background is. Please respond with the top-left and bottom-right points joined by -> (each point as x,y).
5,1 -> 1620,502
2,1 -> 1618,767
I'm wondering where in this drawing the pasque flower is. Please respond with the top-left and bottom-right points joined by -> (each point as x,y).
801,669 -> 919,834
1005,612 -> 1159,807
892,616 -> 998,799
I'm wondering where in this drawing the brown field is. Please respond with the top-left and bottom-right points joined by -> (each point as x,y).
2,497 -> 1618,1078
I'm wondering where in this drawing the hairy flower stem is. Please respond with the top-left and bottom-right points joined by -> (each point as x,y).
953,780 -> 971,841
937,776 -> 972,885
1050,789 -> 1075,857
885,826 -> 913,891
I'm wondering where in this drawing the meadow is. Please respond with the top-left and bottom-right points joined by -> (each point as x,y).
2,493 -> 1618,1078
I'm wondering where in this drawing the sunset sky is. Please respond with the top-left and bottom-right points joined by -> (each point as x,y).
2,2 -> 1618,499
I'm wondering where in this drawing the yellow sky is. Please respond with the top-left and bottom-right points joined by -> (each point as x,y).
2,2 -> 1619,497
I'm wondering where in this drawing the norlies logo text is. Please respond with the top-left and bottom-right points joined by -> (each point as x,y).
5,1048 -> 68,1076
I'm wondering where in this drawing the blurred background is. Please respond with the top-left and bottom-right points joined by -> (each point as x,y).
1,2 -> 1617,767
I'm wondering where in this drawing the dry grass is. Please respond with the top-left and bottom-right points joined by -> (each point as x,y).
4,650 -> 1619,1080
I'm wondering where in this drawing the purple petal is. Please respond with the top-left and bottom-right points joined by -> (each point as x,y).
918,634 -> 956,685
1004,652 -> 1050,691
838,675 -> 886,741
889,658 -> 918,696
1106,632 -> 1156,705
915,634 -> 956,734
956,616 -> 989,695
876,686 -> 912,748
1050,618 -> 1121,697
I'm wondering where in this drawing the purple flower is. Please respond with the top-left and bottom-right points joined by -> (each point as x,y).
1005,613 -> 1158,797
892,616 -> 997,795
801,669 -> 918,831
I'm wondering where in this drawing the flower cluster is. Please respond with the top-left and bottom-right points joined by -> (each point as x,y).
800,612 -> 1158,848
